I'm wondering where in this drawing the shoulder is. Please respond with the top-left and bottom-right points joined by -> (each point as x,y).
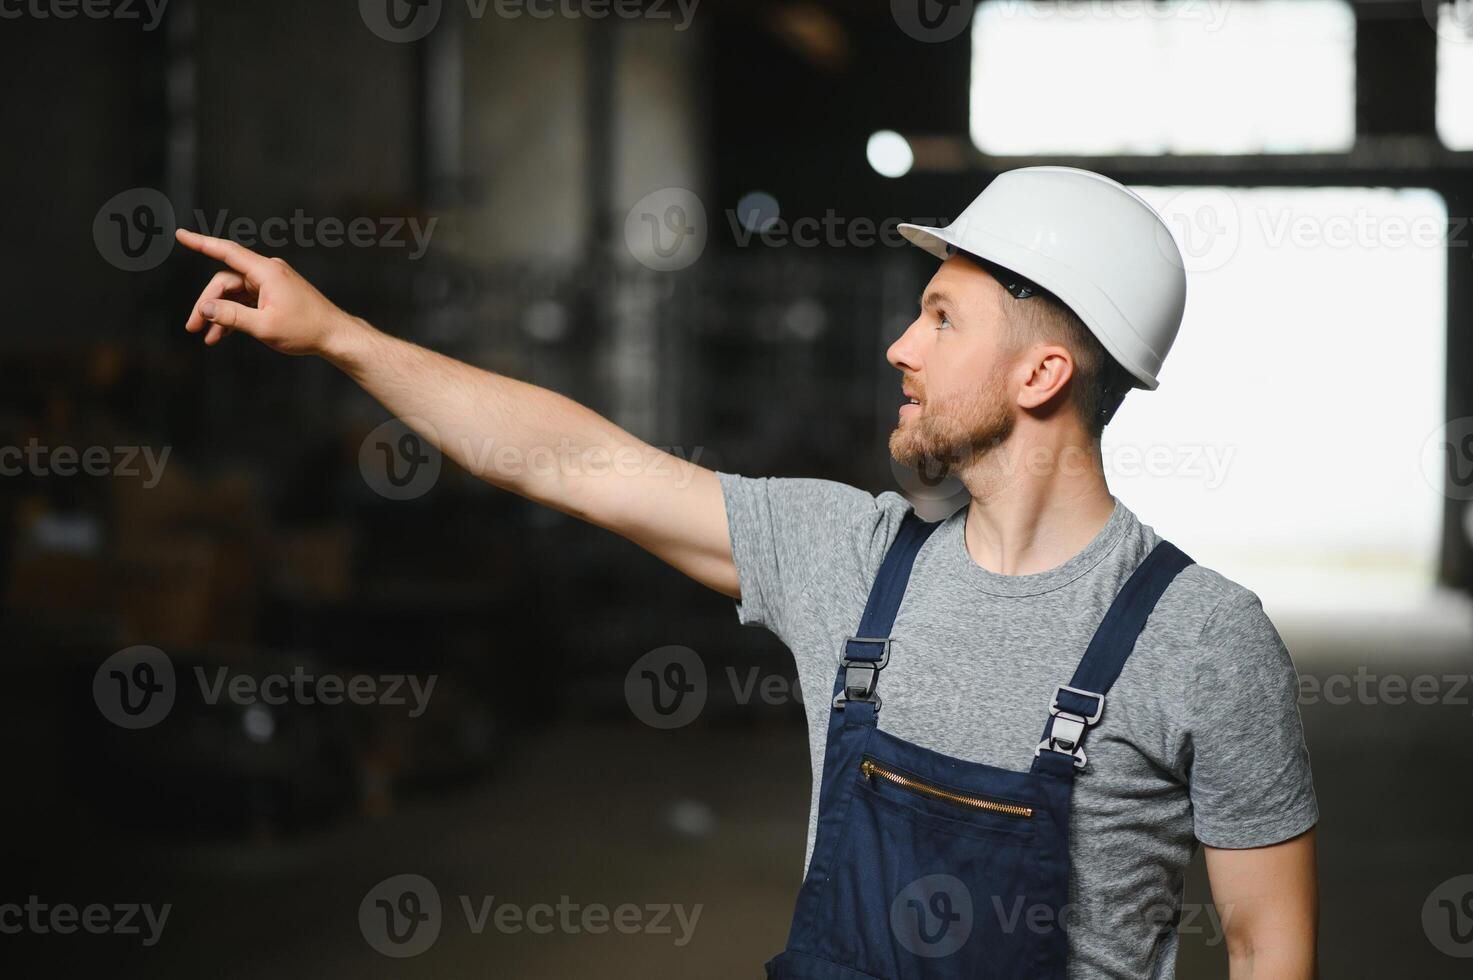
1163,562 -> 1266,637
1152,557 -> 1292,686
827,489 -> 924,580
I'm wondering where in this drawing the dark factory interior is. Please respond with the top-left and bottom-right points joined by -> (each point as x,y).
2,0 -> 1472,976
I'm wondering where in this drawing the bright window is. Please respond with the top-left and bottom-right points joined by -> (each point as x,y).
970,0 -> 1357,155
1105,186 -> 1447,615
1437,2 -> 1473,149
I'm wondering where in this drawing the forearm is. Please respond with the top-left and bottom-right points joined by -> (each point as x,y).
323,315 -> 668,515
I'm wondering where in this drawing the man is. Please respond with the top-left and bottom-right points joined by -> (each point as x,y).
175,165 -> 1318,978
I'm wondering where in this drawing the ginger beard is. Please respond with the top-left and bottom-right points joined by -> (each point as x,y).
889,363 -> 1016,481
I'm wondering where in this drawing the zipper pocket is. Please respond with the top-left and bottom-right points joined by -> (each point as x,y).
860,758 -> 1033,819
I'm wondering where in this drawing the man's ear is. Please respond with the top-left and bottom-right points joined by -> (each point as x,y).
1015,343 -> 1075,411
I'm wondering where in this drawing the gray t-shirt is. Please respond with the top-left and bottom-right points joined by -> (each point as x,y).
718,473 -> 1318,980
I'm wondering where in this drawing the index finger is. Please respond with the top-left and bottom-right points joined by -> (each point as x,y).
175,228 -> 274,282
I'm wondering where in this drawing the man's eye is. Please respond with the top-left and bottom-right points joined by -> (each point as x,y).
936,313 -> 952,330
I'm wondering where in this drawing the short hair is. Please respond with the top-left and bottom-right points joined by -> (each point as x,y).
1002,286 -> 1135,440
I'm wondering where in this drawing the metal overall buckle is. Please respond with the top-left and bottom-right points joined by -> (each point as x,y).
832,637 -> 890,711
1035,685 -> 1105,769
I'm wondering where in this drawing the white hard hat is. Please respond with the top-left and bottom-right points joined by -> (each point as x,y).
898,166 -> 1187,390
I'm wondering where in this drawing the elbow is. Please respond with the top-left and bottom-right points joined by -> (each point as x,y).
1223,929 -> 1316,980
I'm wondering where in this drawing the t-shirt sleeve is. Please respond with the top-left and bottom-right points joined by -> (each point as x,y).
1182,589 -> 1320,848
717,471 -> 886,640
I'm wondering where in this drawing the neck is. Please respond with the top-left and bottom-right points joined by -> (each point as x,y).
953,428 -> 1115,576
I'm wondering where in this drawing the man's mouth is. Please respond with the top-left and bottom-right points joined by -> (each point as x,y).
899,390 -> 922,421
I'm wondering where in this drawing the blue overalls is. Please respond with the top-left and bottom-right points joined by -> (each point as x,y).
766,512 -> 1195,979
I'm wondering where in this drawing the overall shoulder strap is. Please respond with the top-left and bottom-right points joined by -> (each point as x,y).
1034,539 -> 1195,773
830,510 -> 938,714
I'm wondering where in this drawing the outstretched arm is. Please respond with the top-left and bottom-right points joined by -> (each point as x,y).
175,228 -> 739,598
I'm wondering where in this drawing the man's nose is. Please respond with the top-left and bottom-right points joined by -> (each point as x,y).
886,318 -> 924,374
